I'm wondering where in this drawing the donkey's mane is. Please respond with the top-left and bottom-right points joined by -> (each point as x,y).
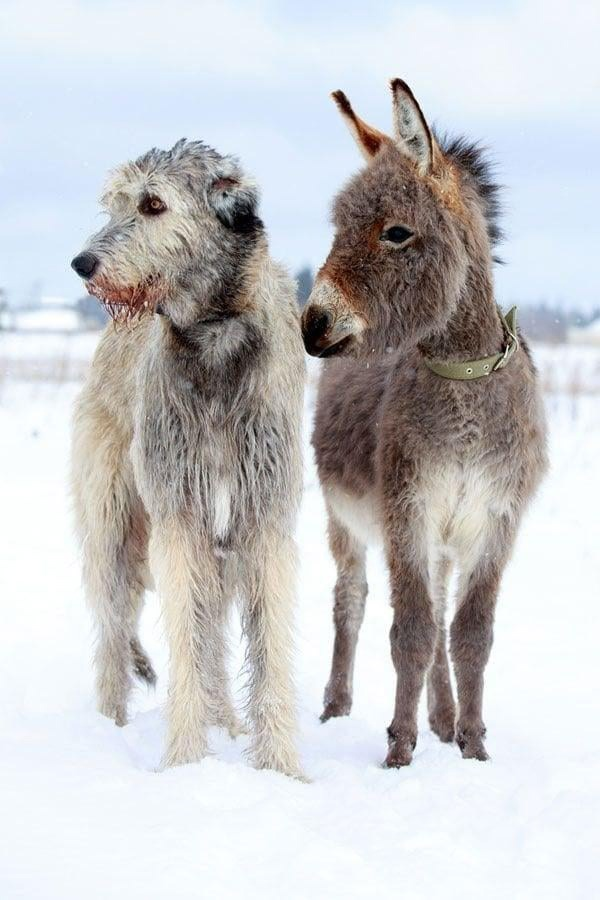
435,131 -> 504,253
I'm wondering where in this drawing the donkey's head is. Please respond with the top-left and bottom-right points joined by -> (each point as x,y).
302,80 -> 498,357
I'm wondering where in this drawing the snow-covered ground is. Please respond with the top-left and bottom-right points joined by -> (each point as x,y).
0,342 -> 599,900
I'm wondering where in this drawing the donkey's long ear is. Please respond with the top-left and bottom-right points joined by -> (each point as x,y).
390,79 -> 433,176
332,90 -> 390,162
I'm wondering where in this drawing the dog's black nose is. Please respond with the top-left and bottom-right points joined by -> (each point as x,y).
71,252 -> 99,279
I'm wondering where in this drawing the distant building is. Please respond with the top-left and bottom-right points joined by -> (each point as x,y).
4,295 -> 108,332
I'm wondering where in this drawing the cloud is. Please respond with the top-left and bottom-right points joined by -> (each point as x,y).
0,0 -> 598,308
1,0 -> 598,121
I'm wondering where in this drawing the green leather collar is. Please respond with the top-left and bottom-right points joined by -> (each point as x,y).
423,306 -> 519,381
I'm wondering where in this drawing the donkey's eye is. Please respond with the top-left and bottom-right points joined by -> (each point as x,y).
140,195 -> 167,216
380,225 -> 414,245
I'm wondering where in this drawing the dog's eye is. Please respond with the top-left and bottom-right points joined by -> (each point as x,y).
140,195 -> 167,216
380,225 -> 414,245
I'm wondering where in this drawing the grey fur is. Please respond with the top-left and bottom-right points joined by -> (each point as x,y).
71,140 -> 305,777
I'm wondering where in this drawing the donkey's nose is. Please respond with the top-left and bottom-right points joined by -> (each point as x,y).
302,306 -> 332,356
71,252 -> 99,279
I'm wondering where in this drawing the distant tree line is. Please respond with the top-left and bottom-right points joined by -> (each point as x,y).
0,288 -> 8,329
295,267 -> 314,306
518,302 -> 600,343
292,268 -> 600,344
75,294 -> 110,327
1,277 -> 599,344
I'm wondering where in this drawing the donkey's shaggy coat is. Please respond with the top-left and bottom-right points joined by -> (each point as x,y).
302,81 -> 547,766
71,140 -> 305,777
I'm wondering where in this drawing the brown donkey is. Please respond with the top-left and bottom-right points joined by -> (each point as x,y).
302,80 -> 548,766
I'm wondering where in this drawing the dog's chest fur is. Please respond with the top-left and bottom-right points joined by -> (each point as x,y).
131,323 -> 295,549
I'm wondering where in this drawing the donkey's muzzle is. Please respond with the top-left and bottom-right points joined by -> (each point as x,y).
71,252 -> 99,280
302,306 -> 332,357
301,306 -> 355,358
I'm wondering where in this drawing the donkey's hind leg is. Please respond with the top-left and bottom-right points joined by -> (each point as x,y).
450,523 -> 512,761
321,510 -> 368,722
426,555 -> 456,743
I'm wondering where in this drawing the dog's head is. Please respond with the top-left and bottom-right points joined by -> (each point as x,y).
71,140 -> 263,327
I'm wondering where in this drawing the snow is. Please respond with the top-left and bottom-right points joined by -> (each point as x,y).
39,295 -> 77,307
0,331 -> 99,381
0,345 -> 599,899
7,297 -> 82,333
10,307 -> 81,332
534,342 -> 600,391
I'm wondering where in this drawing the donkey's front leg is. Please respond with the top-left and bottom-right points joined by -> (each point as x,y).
426,555 -> 456,743
241,532 -> 303,779
151,521 -> 222,769
321,511 -> 368,722
450,559 -> 501,761
385,559 -> 436,768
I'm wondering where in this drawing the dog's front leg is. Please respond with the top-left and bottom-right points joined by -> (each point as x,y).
241,531 -> 304,780
151,520 -> 222,769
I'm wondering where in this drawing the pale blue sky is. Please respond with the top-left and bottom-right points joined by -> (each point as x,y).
1,0 -> 599,309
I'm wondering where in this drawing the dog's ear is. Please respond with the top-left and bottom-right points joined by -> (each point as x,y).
208,171 -> 262,235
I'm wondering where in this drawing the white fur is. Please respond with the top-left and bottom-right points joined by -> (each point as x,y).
328,459 -> 514,591
212,476 -> 231,541
327,485 -> 381,547
417,459 -> 513,579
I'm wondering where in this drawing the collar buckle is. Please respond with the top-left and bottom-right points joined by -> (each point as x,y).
493,309 -> 519,371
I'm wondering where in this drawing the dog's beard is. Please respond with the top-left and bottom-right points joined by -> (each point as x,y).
87,275 -> 163,325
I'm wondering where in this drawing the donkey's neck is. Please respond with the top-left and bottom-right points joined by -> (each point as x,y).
418,264 -> 504,362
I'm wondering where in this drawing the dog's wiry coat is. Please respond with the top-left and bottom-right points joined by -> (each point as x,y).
302,82 -> 548,766
71,140 -> 305,777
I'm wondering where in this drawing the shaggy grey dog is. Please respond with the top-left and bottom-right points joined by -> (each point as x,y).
70,139 -> 305,778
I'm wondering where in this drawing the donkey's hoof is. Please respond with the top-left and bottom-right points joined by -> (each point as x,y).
384,730 -> 416,767
383,742 -> 414,768
460,741 -> 490,762
320,701 -> 351,723
429,710 -> 455,744
457,729 -> 489,761
385,724 -> 417,767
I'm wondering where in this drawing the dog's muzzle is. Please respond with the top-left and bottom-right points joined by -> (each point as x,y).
84,274 -> 162,325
